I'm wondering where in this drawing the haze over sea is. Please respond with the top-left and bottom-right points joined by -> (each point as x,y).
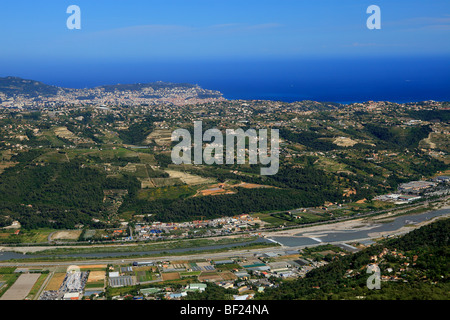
10,56 -> 449,105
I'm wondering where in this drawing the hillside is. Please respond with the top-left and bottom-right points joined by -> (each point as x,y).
258,218 -> 450,300
0,76 -> 61,97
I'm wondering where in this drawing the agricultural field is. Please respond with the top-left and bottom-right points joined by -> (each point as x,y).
0,228 -> 55,244
137,152 -> 157,165
144,177 -> 184,188
137,185 -> 198,201
0,150 -> 16,174
25,273 -> 48,300
49,230 -> 82,241
180,271 -> 202,278
314,157 -> 349,173
198,271 -> 223,282
40,129 -> 68,147
79,265 -> 107,270
35,150 -> 70,163
44,273 -> 66,291
214,263 -> 242,271
251,212 -> 289,227
0,268 -> 20,298
219,271 -> 238,281
0,273 -> 41,300
161,272 -> 180,281
54,127 -> 77,140
66,147 -> 140,162
85,271 -> 106,289
133,266 -> 158,283
165,169 -> 215,185
194,181 -> 273,197
144,129 -> 173,146
80,230 -> 97,240
333,136 -> 358,147
135,270 -> 154,283
87,271 -> 106,282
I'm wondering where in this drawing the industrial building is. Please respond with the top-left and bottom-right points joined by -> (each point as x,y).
109,276 -> 135,288
398,181 -> 436,194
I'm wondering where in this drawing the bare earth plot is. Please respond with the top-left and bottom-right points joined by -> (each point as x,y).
198,271 -> 223,282
219,271 -> 238,281
44,273 -> 66,291
0,273 -> 41,300
161,272 -> 180,281
87,271 -> 106,283
54,127 -> 77,140
333,136 -> 358,147
0,161 -> 17,175
50,230 -> 82,241
145,130 -> 173,146
165,170 -> 215,185
79,265 -> 107,270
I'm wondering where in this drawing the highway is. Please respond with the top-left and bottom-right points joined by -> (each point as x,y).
0,196 -> 447,268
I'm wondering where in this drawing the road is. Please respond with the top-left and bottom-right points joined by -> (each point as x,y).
0,210 -> 446,269
0,196 -> 448,268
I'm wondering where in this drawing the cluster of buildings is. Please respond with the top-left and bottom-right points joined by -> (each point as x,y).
347,247 -> 422,285
375,177 -> 449,204
133,214 -> 263,241
40,271 -> 89,301
0,83 -> 224,109
397,181 -> 437,194
104,248 -> 339,301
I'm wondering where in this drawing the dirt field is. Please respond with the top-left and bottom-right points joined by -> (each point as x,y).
0,162 -> 17,175
87,271 -> 106,283
147,177 -> 183,188
45,273 -> 66,291
134,266 -> 156,272
238,183 -> 270,189
165,170 -> 214,185
120,163 -> 138,173
141,180 -> 156,188
198,182 -> 269,196
161,272 -> 180,281
333,136 -> 358,147
145,130 -> 173,146
54,127 -> 76,139
219,271 -> 237,281
198,271 -> 222,282
200,188 -> 234,196
0,273 -> 41,300
79,265 -> 107,270
50,230 -> 82,241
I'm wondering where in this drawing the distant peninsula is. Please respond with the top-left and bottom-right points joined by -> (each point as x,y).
0,76 -> 225,108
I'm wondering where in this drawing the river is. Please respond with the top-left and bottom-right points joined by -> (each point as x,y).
0,208 -> 448,261
0,238 -> 270,262
269,208 -> 450,247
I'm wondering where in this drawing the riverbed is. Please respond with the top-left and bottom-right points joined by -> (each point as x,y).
268,208 -> 450,247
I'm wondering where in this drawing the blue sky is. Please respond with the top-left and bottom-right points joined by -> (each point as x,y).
0,0 -> 449,99
1,0 -> 449,61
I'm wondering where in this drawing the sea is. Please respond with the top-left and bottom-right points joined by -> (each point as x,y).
7,56 -> 450,104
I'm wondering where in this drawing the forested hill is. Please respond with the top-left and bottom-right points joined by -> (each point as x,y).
258,218 -> 450,300
0,76 -> 61,97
